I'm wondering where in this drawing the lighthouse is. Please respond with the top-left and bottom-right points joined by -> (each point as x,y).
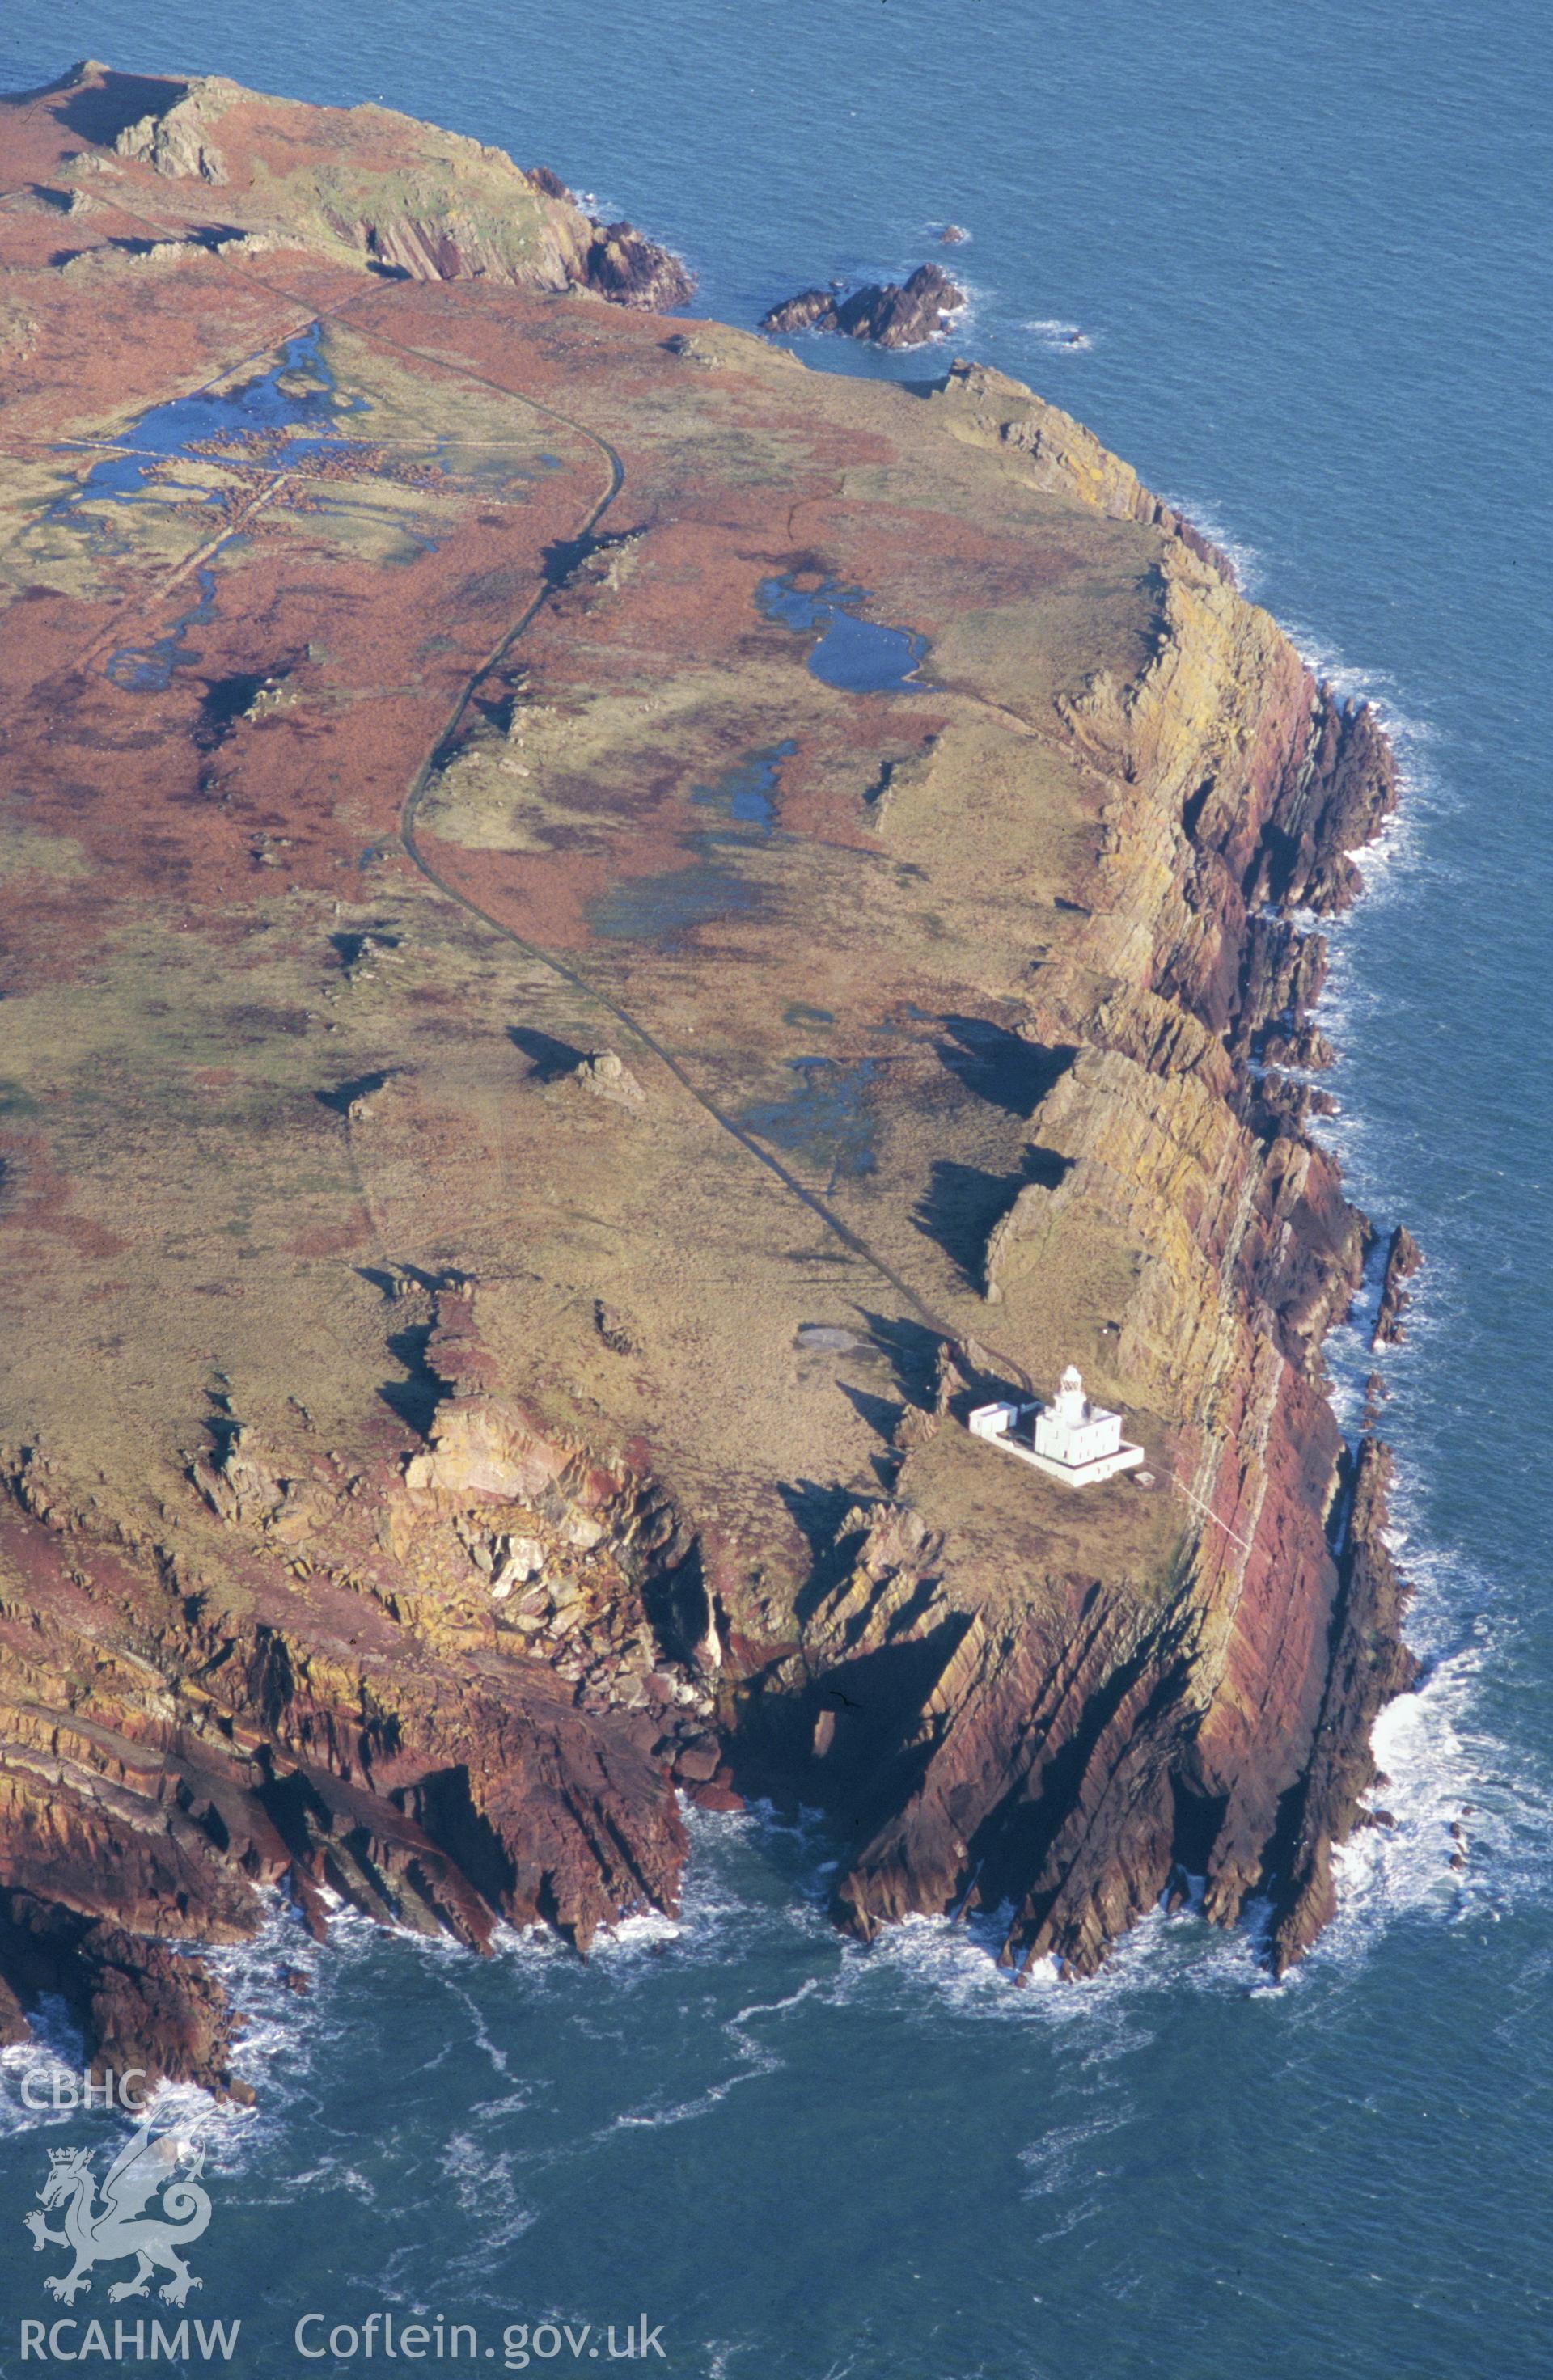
967,1364 -> 1145,1488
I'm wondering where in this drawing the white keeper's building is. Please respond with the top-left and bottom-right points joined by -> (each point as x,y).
967,1365 -> 1144,1489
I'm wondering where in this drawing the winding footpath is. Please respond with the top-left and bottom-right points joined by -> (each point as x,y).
375,319 -> 991,1355
70,205 -> 1030,1380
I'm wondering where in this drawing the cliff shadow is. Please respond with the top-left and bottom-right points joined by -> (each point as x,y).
778,1481 -> 869,1623
914,1148 -> 1073,1287
396,1765 -> 518,1913
51,74 -> 188,145
378,1319 -> 442,1437
933,1018 -> 1076,1118
853,1309 -> 942,1410
508,1025 -> 590,1081
836,1381 -> 908,1487
640,1539 -> 715,1668
729,1619 -> 974,1839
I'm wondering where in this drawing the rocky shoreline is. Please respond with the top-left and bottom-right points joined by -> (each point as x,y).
0,61 -> 1418,2092
0,1288 -> 719,2095
730,656 -> 1407,1976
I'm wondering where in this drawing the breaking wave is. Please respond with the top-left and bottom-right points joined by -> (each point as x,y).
1025,316 -> 1095,353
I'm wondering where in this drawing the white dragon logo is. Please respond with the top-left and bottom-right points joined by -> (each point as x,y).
23,2126 -> 212,2306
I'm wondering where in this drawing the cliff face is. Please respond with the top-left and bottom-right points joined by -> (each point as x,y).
731,526 -> 1405,1972
933,360 -> 1243,581
0,62 -> 1415,2086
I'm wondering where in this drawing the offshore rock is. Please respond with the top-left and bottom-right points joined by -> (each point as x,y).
761,261 -> 966,349
1372,1224 -> 1423,1347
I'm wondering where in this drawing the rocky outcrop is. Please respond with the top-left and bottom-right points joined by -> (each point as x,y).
0,1287 -> 712,2089
930,360 -> 1241,581
0,1896 -> 247,2100
761,262 -> 965,349
57,232 -> 275,279
0,301 -> 38,358
91,63 -> 694,306
1373,1224 -> 1423,1346
335,203 -> 692,306
113,72 -> 236,184
572,1050 -> 645,1108
579,219 -> 693,310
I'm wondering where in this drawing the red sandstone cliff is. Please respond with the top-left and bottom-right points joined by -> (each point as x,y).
0,1291 -> 721,2091
729,534 -> 1411,1979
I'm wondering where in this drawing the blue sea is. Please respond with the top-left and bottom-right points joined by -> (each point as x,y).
2,4 -> 1551,2373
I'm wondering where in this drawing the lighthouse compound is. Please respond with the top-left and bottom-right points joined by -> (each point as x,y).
967,1365 -> 1145,1489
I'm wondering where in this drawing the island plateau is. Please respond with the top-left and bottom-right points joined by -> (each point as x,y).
0,62 -> 1411,2093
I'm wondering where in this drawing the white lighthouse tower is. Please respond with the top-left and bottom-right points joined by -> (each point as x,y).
967,1364 -> 1145,1488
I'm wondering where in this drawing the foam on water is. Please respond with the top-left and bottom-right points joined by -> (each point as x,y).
1330,1641 -> 1553,1934
1220,583 -> 1553,1983
1263,1105 -> 1553,1956
0,2016 -> 93,2141
1018,2108 -> 1130,2244
438,2130 -> 535,2247
1025,316 -> 1095,354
